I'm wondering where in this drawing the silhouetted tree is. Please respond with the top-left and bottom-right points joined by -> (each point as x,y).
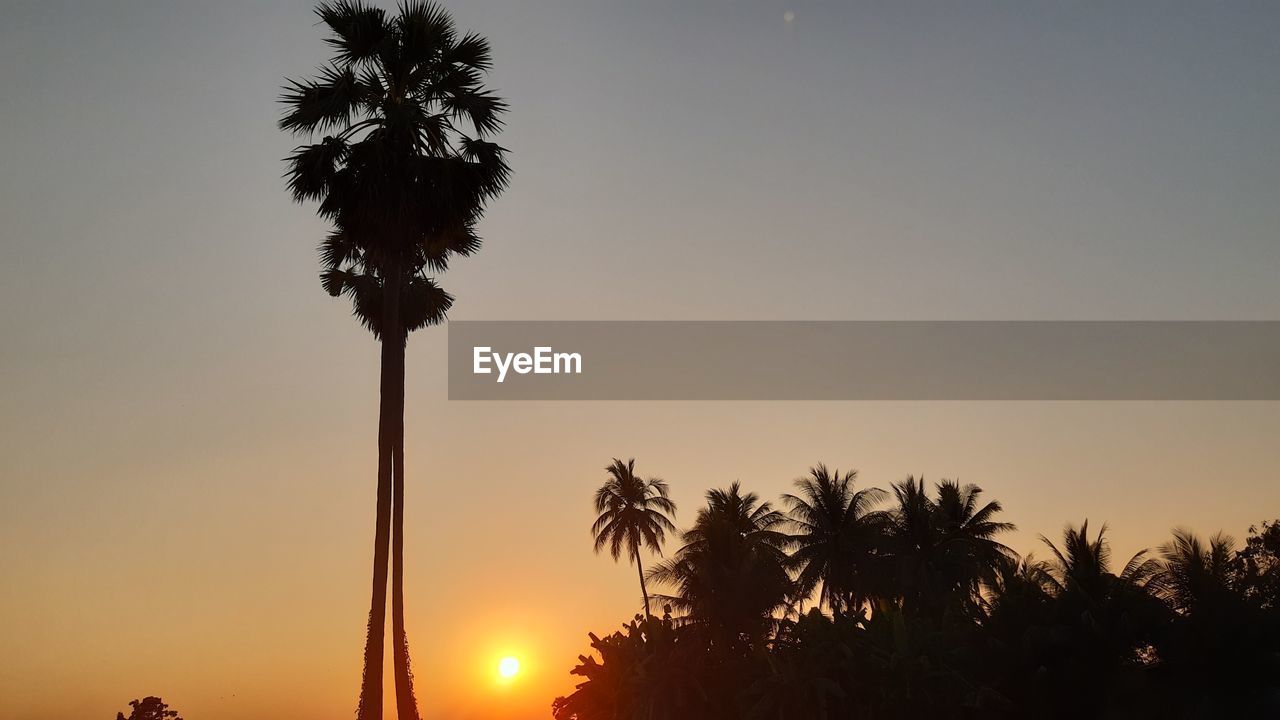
1035,521 -> 1168,717
650,482 -> 793,651
591,458 -> 678,619
563,469 -> 1280,719
783,465 -> 887,615
553,611 -> 713,720
1158,529 -> 1237,614
1154,528 -> 1280,716
1235,519 -> 1280,609
882,477 -> 1014,618
979,552 -> 1056,625
280,2 -> 509,719
745,611 -> 850,720
115,697 -> 181,720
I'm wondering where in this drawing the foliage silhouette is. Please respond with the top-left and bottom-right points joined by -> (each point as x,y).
883,477 -> 1014,619
591,458 -> 678,619
783,465 -> 888,616
280,2 -> 508,719
649,482 -> 792,652
115,697 -> 181,720
555,462 -> 1280,719
1235,519 -> 1280,609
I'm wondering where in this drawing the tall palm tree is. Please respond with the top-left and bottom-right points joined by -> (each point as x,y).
782,465 -> 887,615
650,482 -> 793,649
280,3 -> 509,719
592,458 -> 678,619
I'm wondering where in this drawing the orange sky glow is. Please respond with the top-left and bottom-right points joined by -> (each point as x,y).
2,1 -> 1279,719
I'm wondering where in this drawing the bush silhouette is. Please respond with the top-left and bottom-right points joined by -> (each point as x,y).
115,696 -> 181,720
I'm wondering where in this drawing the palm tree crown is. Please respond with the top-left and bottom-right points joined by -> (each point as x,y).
650,482 -> 793,648
884,477 -> 1015,616
1041,520 -> 1165,603
281,0 -> 510,338
783,465 -> 887,615
1158,528 -> 1238,614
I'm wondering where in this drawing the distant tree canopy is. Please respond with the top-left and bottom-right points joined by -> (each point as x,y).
1236,519 -> 1280,609
115,697 -> 180,720
555,465 -> 1280,720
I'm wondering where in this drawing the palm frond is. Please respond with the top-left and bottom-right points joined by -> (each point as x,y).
444,32 -> 494,71
279,65 -> 364,134
316,0 -> 390,65
283,137 -> 349,202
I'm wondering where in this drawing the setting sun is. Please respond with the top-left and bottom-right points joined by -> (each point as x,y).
498,656 -> 521,680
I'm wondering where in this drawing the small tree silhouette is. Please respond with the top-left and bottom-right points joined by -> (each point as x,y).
115,696 -> 181,720
1236,519 -> 1280,609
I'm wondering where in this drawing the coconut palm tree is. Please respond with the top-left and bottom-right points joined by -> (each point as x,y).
883,477 -> 1014,617
1041,521 -> 1165,610
1156,528 -> 1280,714
1037,522 -> 1169,716
932,479 -> 1016,603
650,482 -> 793,649
592,458 -> 678,619
782,465 -> 887,615
1158,528 -> 1238,614
978,552 -> 1055,626
280,2 -> 509,718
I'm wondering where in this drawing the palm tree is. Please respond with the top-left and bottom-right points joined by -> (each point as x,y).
976,551 -> 1057,691
933,479 -> 1016,600
1156,529 -> 1280,714
592,458 -> 678,619
650,482 -> 793,649
1041,521 -> 1165,609
1158,528 -> 1237,614
1038,522 -> 1169,716
280,3 -> 509,719
978,552 -> 1055,625
883,477 -> 1014,616
782,465 -> 887,615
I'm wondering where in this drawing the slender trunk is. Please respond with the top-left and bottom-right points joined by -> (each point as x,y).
634,547 -> 652,619
356,265 -> 402,720
390,300 -> 421,720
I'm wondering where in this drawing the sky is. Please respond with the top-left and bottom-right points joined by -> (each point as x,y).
1,1 -> 1279,718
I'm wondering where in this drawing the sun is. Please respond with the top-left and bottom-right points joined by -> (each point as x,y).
497,656 -> 521,680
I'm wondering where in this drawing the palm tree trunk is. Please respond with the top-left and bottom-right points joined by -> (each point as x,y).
390,308 -> 421,720
356,265 -> 402,720
634,548 -> 652,619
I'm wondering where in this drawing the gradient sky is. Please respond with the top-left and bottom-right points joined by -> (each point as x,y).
2,1 -> 1279,718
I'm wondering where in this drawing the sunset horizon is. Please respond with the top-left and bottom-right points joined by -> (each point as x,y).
2,1 -> 1279,718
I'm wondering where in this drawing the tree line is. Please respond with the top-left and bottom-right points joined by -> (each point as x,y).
556,459 -> 1280,719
